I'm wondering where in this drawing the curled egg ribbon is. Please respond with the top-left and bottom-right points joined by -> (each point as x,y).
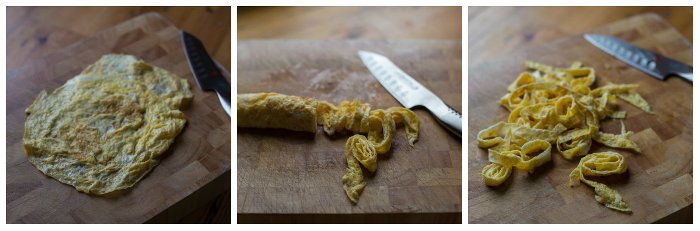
477,61 -> 653,212
317,100 -> 419,203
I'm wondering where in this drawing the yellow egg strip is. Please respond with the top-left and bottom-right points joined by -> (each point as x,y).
569,152 -> 631,213
617,93 -> 654,114
482,163 -> 512,187
348,134 -> 378,173
317,100 -> 419,144
556,127 -> 594,159
315,99 -> 420,203
481,139 -> 551,185
593,121 -> 641,153
477,122 -> 564,151
366,110 -> 396,154
386,107 -> 420,146
342,135 -> 369,203
488,139 -> 552,174
477,61 -> 653,212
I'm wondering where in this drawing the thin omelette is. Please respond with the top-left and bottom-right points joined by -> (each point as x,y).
23,54 -> 192,195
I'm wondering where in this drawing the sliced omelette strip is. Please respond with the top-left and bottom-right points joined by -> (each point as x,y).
569,152 -> 631,213
342,135 -> 375,203
476,61 -> 653,212
24,54 -> 192,195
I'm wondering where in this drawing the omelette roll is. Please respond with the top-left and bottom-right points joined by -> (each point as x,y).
237,92 -> 318,133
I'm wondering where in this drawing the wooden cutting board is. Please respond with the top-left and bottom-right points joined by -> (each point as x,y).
237,40 -> 462,223
6,13 -> 231,223
468,13 -> 692,223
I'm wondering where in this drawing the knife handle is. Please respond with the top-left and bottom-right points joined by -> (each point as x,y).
661,57 -> 693,83
422,102 -> 462,138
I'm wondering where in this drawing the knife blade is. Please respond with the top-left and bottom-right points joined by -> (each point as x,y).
584,34 -> 692,82
358,50 -> 462,137
181,31 -> 231,116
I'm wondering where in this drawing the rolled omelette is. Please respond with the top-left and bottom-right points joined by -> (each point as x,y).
237,92 -> 318,132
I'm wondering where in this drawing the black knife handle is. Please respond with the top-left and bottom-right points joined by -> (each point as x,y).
182,31 -> 231,100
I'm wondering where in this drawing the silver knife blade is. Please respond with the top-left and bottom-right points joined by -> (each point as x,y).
358,50 -> 462,137
181,31 -> 231,116
584,34 -> 692,82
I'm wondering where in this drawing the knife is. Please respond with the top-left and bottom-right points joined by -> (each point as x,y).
358,50 -> 462,138
584,34 -> 692,82
181,31 -> 232,116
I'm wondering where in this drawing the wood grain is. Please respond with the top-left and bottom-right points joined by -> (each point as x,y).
237,6 -> 461,40
237,40 -> 462,223
468,13 -> 692,223
6,13 -> 231,224
6,6 -> 231,71
469,6 -> 692,68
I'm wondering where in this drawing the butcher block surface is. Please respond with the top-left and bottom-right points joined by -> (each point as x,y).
6,13 -> 231,223
468,13 -> 692,223
237,40 -> 462,221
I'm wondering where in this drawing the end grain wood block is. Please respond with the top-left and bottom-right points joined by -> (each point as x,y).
237,40 -> 462,222
6,13 -> 231,223
468,13 -> 692,223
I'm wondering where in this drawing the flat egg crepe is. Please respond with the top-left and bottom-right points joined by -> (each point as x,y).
23,54 -> 192,195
